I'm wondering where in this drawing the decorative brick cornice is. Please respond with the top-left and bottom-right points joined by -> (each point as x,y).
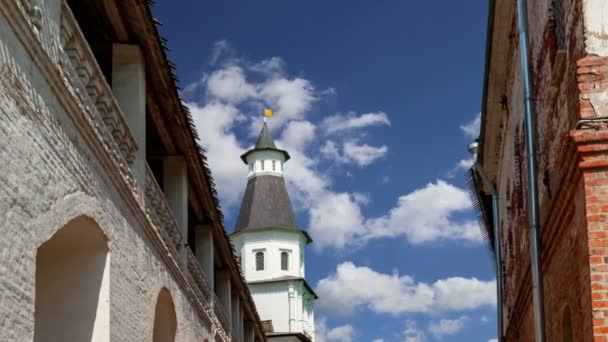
571,129 -> 608,170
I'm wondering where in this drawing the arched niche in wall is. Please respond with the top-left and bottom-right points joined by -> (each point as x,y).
34,215 -> 110,342
153,287 -> 177,342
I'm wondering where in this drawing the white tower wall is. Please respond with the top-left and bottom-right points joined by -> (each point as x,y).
232,122 -> 315,341
233,230 -> 306,282
245,150 -> 286,179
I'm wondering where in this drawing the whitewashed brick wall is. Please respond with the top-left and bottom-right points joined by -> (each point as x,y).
0,3 -> 218,341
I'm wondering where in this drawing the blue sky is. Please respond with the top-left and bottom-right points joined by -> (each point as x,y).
153,1 -> 495,341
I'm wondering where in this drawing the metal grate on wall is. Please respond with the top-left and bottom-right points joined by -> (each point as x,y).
281,252 -> 289,271
256,251 -> 265,271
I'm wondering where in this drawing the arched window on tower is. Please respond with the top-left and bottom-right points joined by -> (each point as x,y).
261,160 -> 265,171
272,160 -> 276,171
281,251 -> 289,271
255,251 -> 265,271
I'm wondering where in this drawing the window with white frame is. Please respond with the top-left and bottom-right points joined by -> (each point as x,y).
280,250 -> 290,271
255,251 -> 265,271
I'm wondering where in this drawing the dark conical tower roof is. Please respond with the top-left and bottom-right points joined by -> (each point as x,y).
234,175 -> 298,232
255,121 -> 277,149
240,122 -> 290,163
233,121 -> 311,242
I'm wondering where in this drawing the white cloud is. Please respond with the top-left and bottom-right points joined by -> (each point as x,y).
188,50 -> 321,211
309,193 -> 366,249
487,339 -> 497,342
343,141 -> 388,166
460,113 -> 481,139
277,124 -> 329,208
457,157 -> 475,170
322,112 -> 391,134
257,77 -> 316,129
427,316 -> 468,338
320,140 -> 388,167
446,113 -> 480,177
372,339 -> 385,342
312,180 -> 482,250
403,321 -> 426,342
206,65 -> 256,103
326,325 -> 355,342
209,39 -> 234,65
276,120 -> 333,211
196,52 -> 317,133
446,157 -> 475,178
251,56 -> 285,76
364,180 -> 481,244
320,140 -> 344,161
189,42 -> 479,251
321,87 -> 337,97
316,262 -> 496,316
189,101 -> 248,207
316,318 -> 355,342
279,120 -> 316,151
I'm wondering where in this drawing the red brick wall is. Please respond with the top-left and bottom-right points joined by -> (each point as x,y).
492,0 -> 600,340
572,54 -> 608,339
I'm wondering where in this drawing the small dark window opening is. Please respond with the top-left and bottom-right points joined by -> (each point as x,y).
281,252 -> 289,271
272,160 -> 276,171
255,251 -> 265,271
261,161 -> 265,171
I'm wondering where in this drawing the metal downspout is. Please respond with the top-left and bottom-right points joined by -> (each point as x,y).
517,0 -> 546,340
473,163 -> 503,340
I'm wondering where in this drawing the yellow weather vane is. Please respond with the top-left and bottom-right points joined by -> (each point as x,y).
263,108 -> 273,122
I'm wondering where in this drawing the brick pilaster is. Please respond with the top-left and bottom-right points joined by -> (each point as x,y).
572,130 -> 608,338
571,53 -> 608,339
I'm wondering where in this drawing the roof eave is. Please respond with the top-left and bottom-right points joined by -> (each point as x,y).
479,0 -> 497,167
123,2 -> 267,338
267,332 -> 312,342
240,148 -> 291,164
231,226 -> 312,244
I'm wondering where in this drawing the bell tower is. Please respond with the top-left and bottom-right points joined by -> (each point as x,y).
231,120 -> 317,342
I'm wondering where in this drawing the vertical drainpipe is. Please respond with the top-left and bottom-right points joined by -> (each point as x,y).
471,155 -> 503,341
517,0 -> 546,340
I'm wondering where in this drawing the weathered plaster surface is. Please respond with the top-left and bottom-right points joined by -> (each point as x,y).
583,0 -> 608,56
589,89 -> 608,117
